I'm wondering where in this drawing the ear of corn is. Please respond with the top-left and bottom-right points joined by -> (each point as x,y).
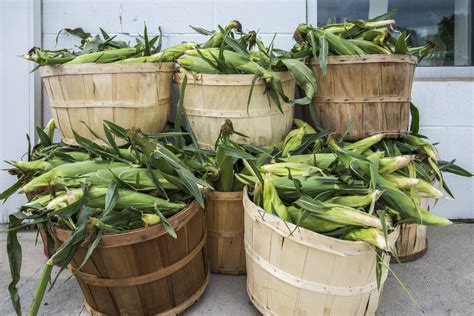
343,134 -> 384,154
67,48 -> 138,64
215,120 -> 236,192
260,162 -> 324,177
263,173 -> 291,221
21,161 -> 128,193
342,227 -> 389,250
383,174 -> 443,198
295,195 -> 385,229
288,206 -> 346,232
379,155 -> 415,174
325,190 -> 382,208
282,127 -> 305,156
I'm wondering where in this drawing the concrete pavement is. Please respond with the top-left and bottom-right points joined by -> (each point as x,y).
0,224 -> 472,315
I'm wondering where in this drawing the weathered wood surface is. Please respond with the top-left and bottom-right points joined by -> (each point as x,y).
206,191 -> 246,275
53,201 -> 208,315
309,55 -> 416,140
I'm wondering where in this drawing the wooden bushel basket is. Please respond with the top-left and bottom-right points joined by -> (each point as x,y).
175,72 -> 295,148
308,55 -> 417,140
53,201 -> 209,315
243,187 -> 399,316
40,63 -> 174,146
206,191 -> 246,275
393,197 -> 430,263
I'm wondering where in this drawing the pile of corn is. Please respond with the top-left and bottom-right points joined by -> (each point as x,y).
238,119 -> 472,251
2,120 -> 216,315
292,9 -> 435,74
22,25 -> 196,67
177,20 -> 317,108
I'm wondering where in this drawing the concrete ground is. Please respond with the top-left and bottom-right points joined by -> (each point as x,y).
0,224 -> 472,315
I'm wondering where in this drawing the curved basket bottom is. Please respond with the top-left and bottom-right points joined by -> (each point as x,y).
83,269 -> 209,316
391,241 -> 428,263
210,264 -> 246,275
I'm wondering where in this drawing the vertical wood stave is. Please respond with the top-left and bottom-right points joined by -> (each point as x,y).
40,63 -> 174,146
308,55 -> 417,140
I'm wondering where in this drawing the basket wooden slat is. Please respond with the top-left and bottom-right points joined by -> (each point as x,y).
243,187 -> 398,315
53,201 -> 208,315
40,63 -> 174,146
206,191 -> 246,275
393,197 -> 430,262
308,54 -> 417,140
175,72 -> 295,148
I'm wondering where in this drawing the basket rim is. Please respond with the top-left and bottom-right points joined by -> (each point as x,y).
40,62 -> 175,77
311,54 -> 418,65
53,199 -> 200,247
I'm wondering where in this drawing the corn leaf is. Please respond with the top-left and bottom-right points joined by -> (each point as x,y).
410,102 -> 420,133
155,209 -> 177,239
281,58 -> 317,105
0,176 -> 24,204
7,212 -> 24,315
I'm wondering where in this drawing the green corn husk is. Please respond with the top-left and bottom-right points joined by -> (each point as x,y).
67,47 -> 138,64
281,153 -> 337,169
349,39 -> 391,54
294,118 -> 317,133
118,42 -> 197,63
142,213 -> 161,227
342,227 -> 389,250
282,127 -> 305,156
260,162 -> 324,177
379,155 -> 415,174
46,187 -> 185,211
405,135 -> 439,161
263,173 -> 291,221
325,190 -> 382,208
215,120 -> 236,192
178,55 -> 220,74
202,20 -> 243,48
295,196 -> 385,229
63,167 -> 179,191
383,174 -> 443,198
13,159 -> 66,173
343,134 -> 384,154
21,161 -> 128,193
288,206 -> 345,233
184,48 -> 274,79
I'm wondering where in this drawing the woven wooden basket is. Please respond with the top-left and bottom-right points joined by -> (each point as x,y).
53,201 -> 208,315
243,187 -> 398,315
309,54 -> 417,140
206,191 -> 246,275
175,72 -> 295,148
40,63 -> 174,145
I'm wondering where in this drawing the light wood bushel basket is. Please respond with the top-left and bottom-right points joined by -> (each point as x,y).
309,54 -> 417,140
53,201 -> 208,315
175,72 -> 295,148
40,63 -> 174,145
206,191 -> 246,275
243,187 -> 399,316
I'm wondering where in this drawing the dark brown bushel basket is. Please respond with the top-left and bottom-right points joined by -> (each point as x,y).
53,201 -> 209,315
306,54 -> 417,140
